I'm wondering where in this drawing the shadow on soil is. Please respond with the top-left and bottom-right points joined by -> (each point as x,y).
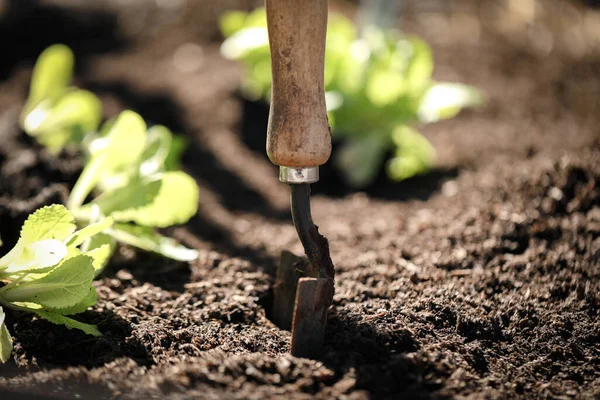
102,250 -> 192,294
320,312 -> 443,398
5,307 -> 152,368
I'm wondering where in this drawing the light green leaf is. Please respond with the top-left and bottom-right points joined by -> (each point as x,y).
3,239 -> 68,274
0,205 -> 75,270
387,154 -> 431,181
140,125 -> 172,177
386,125 -> 436,181
81,233 -> 116,275
21,204 -> 76,245
46,286 -> 97,315
92,171 -> 199,228
24,90 -> 101,136
1,255 -> 94,309
68,110 -> 147,209
404,37 -> 434,95
164,134 -> 187,171
0,307 -> 13,363
221,27 -> 269,60
335,135 -> 388,188
34,310 -> 101,336
365,69 -> 405,107
24,90 -> 102,153
109,224 -> 198,261
418,83 -> 482,123
65,217 -> 113,248
26,44 -> 74,110
219,10 -> 249,37
245,7 -> 267,27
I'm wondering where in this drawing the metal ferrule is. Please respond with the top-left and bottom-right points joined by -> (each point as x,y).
279,166 -> 319,184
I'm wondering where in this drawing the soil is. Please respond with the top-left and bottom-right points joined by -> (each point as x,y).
0,0 -> 599,399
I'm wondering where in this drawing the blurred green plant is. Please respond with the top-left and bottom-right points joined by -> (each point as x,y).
0,205 -> 112,362
220,9 -> 482,187
19,45 -> 102,153
20,45 -> 199,261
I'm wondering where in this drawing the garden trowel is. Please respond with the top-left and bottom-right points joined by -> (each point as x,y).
265,0 -> 335,358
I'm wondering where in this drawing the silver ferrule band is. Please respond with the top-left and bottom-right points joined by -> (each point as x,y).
279,166 -> 319,184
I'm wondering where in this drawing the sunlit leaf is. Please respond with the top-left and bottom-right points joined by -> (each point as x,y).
140,125 -> 172,177
221,27 -> 269,60
65,217 -> 113,248
24,90 -> 101,136
404,38 -> 433,95
2,255 -> 94,309
80,233 -> 116,275
245,7 -> 267,28
26,44 -> 74,110
3,239 -> 68,275
386,125 -> 436,181
45,286 -> 97,315
219,10 -> 249,37
21,204 -> 76,245
0,307 -> 13,363
418,83 -> 482,123
91,171 -> 199,228
68,111 -> 147,209
365,69 -> 405,107
0,205 -> 76,270
109,224 -> 198,261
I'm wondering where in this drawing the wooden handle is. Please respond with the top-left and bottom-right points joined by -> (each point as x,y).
266,0 -> 331,168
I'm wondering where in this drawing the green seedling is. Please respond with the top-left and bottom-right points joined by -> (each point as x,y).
20,44 -> 102,153
0,204 -> 113,363
68,110 -> 200,262
220,9 -> 482,187
20,45 -> 199,262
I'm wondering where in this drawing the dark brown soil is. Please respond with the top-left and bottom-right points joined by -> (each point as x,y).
0,0 -> 599,399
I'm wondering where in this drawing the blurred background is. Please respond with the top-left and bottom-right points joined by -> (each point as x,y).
0,0 -> 599,223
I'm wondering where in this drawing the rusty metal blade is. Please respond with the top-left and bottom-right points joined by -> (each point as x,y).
273,250 -> 303,330
290,277 -> 334,358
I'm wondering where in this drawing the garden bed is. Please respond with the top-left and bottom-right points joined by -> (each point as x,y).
0,0 -> 598,398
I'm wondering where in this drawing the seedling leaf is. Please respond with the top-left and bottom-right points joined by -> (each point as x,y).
25,90 -> 102,153
92,171 -> 199,228
21,204 -> 76,244
80,233 -> 116,275
46,286 -> 98,315
34,310 -> 101,336
25,44 -> 74,112
386,126 -> 436,181
109,224 -> 198,261
65,217 -> 114,248
219,10 -> 249,37
68,111 -> 147,209
140,125 -> 172,177
0,307 -> 13,363
418,83 -> 483,123
1,255 -> 94,309
404,37 -> 434,95
3,239 -> 68,274
0,205 -> 75,271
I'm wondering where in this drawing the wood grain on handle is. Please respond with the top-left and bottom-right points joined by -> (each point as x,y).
266,0 -> 331,168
